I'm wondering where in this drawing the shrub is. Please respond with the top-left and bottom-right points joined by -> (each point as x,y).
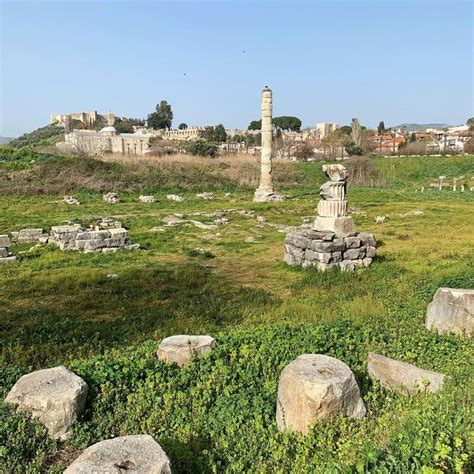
9,124 -> 64,148
185,140 -> 218,157
345,156 -> 379,186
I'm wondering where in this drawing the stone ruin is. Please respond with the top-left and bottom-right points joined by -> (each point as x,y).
0,235 -> 16,263
284,164 -> 376,271
139,195 -> 156,203
103,192 -> 120,204
49,217 -> 139,253
11,228 -> 49,244
64,195 -> 80,205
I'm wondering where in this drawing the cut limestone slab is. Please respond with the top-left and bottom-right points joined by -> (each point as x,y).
64,435 -> 171,473
367,353 -> 445,394
5,366 -> 88,439
276,354 -> 366,435
425,288 -> 474,336
0,235 -> 12,247
157,335 -> 218,367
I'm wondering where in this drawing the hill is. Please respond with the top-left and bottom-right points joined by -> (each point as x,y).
391,122 -> 452,131
0,136 -> 14,144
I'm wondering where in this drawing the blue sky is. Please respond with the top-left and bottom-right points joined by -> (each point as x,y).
1,0 -> 472,137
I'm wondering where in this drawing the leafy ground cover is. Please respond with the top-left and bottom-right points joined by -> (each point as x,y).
0,154 -> 473,472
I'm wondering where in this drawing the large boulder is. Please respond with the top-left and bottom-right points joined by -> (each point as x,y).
276,354 -> 366,435
425,288 -> 473,336
64,435 -> 171,473
5,366 -> 88,439
157,335 -> 218,367
367,353 -> 445,395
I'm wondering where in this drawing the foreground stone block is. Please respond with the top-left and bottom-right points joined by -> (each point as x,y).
368,353 -> 445,394
0,235 -> 12,248
139,195 -> 156,203
157,335 -> 218,367
64,435 -> 171,473
5,366 -> 88,439
425,288 -> 473,336
276,354 -> 366,435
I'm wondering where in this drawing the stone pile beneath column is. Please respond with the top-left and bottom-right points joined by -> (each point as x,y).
49,219 -> 139,253
0,235 -> 16,263
284,229 -> 376,271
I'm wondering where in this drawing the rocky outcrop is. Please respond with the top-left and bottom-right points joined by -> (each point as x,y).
64,435 -> 171,473
157,335 -> 218,367
5,366 -> 88,440
425,288 -> 473,336
0,235 -> 16,263
367,353 -> 445,395
284,229 -> 376,271
276,354 -> 366,435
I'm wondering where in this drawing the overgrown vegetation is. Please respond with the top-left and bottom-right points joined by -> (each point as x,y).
8,124 -> 64,148
0,155 -> 473,472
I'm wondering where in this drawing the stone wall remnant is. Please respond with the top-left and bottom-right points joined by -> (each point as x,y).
425,288 -> 473,336
367,353 -> 445,395
139,195 -> 156,203
276,354 -> 366,434
64,435 -> 171,473
5,366 -> 88,440
0,235 -> 16,263
103,192 -> 120,204
254,86 -> 284,202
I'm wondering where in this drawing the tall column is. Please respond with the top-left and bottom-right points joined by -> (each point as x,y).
254,87 -> 284,202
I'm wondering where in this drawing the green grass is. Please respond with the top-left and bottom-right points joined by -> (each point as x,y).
0,155 -> 473,472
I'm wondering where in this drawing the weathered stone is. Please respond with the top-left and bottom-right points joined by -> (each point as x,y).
331,251 -> 343,263
339,260 -> 355,272
345,237 -> 361,249
157,335 -> 218,367
0,256 -> 16,263
368,353 -> 445,394
17,228 -> 46,243
322,164 -> 349,182
276,354 -> 366,434
316,262 -> 337,272
286,233 -> 311,249
166,194 -> 184,202
365,246 -> 376,258
344,248 -> 364,260
425,288 -> 473,336
0,235 -> 12,247
103,192 -> 120,204
358,233 -> 377,247
313,216 -> 354,236
64,435 -> 171,474
0,248 -> 8,257
362,257 -> 373,267
310,237 -> 345,253
286,245 -> 304,258
5,366 -> 88,440
139,195 -> 156,203
196,192 -> 214,200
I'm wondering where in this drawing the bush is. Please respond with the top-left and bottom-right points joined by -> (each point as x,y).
9,124 -> 64,148
185,140 -> 218,157
345,143 -> 364,156
345,156 -> 379,186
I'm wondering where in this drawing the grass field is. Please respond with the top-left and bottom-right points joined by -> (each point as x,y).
0,153 -> 473,472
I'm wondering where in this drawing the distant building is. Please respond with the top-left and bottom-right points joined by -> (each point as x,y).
160,127 -> 205,141
51,110 -> 115,127
316,122 -> 339,139
57,126 -> 151,156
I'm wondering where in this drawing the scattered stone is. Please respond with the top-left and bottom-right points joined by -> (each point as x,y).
367,353 -> 445,395
224,192 -> 231,197
276,354 -> 366,434
245,236 -> 257,243
5,366 -> 88,440
375,215 -> 386,224
64,435 -> 171,474
256,216 -> 266,223
196,192 -> 214,200
95,217 -> 122,230
64,195 -> 80,205
103,192 -> 120,204
139,195 -> 156,203
16,228 -> 48,244
0,234 -> 16,263
425,288 -> 473,336
395,210 -> 424,217
106,273 -> 118,279
166,194 -> 184,202
213,217 -> 229,225
157,335 -> 218,367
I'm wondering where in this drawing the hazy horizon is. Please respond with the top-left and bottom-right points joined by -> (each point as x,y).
1,0 -> 472,137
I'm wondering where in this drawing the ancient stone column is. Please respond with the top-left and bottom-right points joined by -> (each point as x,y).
254,86 -> 283,202
351,117 -> 361,147
313,164 -> 354,236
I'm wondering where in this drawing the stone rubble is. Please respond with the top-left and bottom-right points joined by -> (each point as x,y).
425,288 -> 473,336
0,235 -> 16,263
166,194 -> 184,202
276,354 -> 366,435
139,195 -> 156,203
196,192 -> 214,200
157,335 -> 218,367
64,195 -> 80,205
64,435 -> 171,474
367,353 -> 445,395
5,366 -> 88,440
12,228 -> 49,244
103,192 -> 120,204
284,229 -> 376,271
49,219 -> 139,253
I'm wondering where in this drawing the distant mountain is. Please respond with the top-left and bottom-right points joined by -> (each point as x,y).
0,136 -> 14,144
391,123 -> 452,131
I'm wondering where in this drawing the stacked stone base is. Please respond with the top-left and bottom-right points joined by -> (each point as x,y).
253,187 -> 285,202
0,235 -> 16,263
284,229 -> 376,272
50,222 -> 139,254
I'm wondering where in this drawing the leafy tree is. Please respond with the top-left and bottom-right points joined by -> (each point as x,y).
185,140 -> 218,156
344,142 -> 364,156
377,121 -> 385,134
272,116 -> 301,131
147,101 -> 173,130
178,123 -> 188,130
339,126 -> 352,135
467,117 -> 474,131
410,133 -> 417,142
248,120 -> 261,131
202,124 -> 227,143
9,124 -> 64,148
114,117 -> 144,134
